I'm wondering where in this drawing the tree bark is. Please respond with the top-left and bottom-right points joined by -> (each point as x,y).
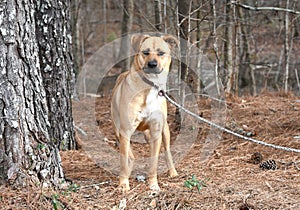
117,0 -> 134,72
211,0 -> 221,96
0,0 -> 74,187
154,0 -> 162,31
284,0 -> 290,93
196,0 -> 202,94
237,6 -> 256,95
71,0 -> 82,79
34,0 -> 76,150
224,0 -> 235,94
178,0 -> 189,82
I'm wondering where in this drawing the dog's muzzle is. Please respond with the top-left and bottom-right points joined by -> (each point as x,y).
143,60 -> 162,74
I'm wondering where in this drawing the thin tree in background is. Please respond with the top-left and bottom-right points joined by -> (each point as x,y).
118,0 -> 134,71
163,0 -> 168,33
233,3 -> 239,94
103,0 -> 107,44
237,5 -> 257,95
284,0 -> 291,93
196,0 -> 203,94
224,0 -> 235,94
154,0 -> 162,31
212,0 -> 220,96
71,0 -> 81,78
178,0 -> 189,83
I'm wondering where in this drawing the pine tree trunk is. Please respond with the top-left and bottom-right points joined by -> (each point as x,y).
117,0 -> 133,71
34,0 -> 76,150
284,0 -> 290,93
154,0 -> 162,31
224,0 -> 234,93
0,0 -> 74,187
178,0 -> 189,82
71,0 -> 82,79
238,6 -> 255,95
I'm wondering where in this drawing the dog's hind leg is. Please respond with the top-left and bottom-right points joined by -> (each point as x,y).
162,123 -> 178,178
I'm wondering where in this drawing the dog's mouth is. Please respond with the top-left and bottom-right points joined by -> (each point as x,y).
143,67 -> 163,74
142,59 -> 163,74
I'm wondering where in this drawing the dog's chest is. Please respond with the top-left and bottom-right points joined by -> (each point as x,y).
139,88 -> 163,119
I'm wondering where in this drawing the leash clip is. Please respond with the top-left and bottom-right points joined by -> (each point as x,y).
158,90 -> 165,97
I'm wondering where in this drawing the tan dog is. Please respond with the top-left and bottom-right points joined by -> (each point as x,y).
111,34 -> 178,191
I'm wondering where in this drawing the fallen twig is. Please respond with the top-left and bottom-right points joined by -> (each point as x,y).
80,181 -> 111,189
231,1 -> 300,15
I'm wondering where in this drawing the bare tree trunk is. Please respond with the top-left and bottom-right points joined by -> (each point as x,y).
103,0 -> 107,44
34,0 -> 76,150
284,0 -> 290,93
295,69 -> 300,92
0,0 -> 74,187
224,0 -> 234,94
233,4 -> 239,94
212,0 -> 220,96
178,1 -> 203,94
71,0 -> 81,79
178,0 -> 189,83
238,6 -> 256,95
163,0 -> 167,33
154,0 -> 162,31
246,14 -> 256,95
196,0 -> 202,94
118,0 -> 134,71
175,0 -> 181,84
276,46 -> 284,84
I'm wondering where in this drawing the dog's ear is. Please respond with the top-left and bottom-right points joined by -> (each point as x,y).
131,34 -> 150,52
162,35 -> 179,50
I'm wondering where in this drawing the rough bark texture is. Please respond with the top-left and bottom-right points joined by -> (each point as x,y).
34,0 -> 75,150
224,0 -> 234,93
178,0 -> 189,82
0,0 -> 74,187
117,0 -> 133,71
154,0 -> 162,31
71,0 -> 81,78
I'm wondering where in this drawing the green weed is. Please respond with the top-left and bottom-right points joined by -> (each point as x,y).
184,175 -> 209,192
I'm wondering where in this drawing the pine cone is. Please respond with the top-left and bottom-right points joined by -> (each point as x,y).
259,159 -> 277,170
239,202 -> 255,210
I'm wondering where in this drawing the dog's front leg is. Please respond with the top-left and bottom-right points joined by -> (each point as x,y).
148,136 -> 162,191
148,112 -> 164,191
119,134 -> 133,191
162,123 -> 178,178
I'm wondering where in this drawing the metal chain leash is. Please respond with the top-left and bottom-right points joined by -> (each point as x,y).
159,90 -> 300,154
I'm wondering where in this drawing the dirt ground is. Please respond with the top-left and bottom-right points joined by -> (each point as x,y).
1,91 -> 300,209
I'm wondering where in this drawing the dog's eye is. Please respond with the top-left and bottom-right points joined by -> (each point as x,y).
157,51 -> 165,56
142,51 -> 150,56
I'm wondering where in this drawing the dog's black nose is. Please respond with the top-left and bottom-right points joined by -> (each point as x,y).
147,60 -> 157,68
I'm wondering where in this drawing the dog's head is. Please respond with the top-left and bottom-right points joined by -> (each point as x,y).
131,35 -> 178,74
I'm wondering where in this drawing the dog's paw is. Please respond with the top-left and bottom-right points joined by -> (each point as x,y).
148,177 -> 160,191
169,168 -> 178,178
119,178 -> 130,192
118,184 -> 130,192
149,183 -> 161,191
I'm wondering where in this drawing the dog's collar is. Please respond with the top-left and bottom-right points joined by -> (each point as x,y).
138,72 -> 160,90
